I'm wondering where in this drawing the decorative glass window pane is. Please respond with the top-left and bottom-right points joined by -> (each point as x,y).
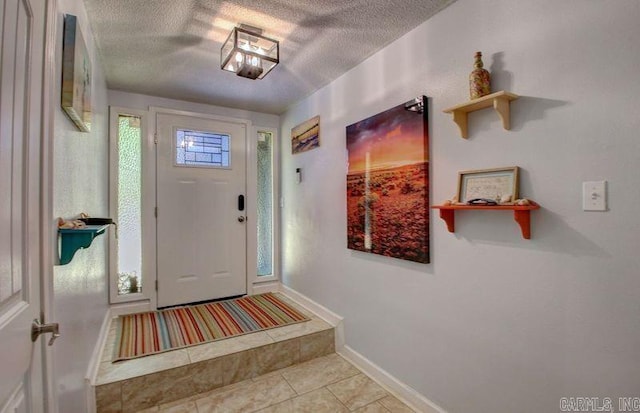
257,131 -> 273,276
117,115 -> 142,295
176,129 -> 230,167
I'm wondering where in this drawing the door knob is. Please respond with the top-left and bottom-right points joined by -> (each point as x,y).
238,216 -> 246,222
32,319 -> 60,346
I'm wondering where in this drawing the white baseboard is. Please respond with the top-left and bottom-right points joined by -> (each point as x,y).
110,300 -> 152,317
251,280 -> 281,295
84,308 -> 112,413
338,345 -> 447,413
278,284 -> 343,326
84,380 -> 96,413
277,284 -> 346,349
86,308 -> 112,385
278,284 -> 445,413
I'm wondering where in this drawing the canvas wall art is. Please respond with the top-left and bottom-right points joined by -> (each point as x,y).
346,97 -> 429,263
291,115 -> 320,154
62,14 -> 92,132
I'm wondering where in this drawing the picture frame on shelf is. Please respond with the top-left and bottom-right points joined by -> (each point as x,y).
457,166 -> 519,204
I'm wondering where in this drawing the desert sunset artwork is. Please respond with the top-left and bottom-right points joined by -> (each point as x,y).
346,98 -> 429,263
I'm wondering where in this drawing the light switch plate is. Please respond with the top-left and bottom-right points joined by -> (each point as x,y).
582,181 -> 607,211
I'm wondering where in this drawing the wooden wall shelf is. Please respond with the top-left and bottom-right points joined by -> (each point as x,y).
443,91 -> 519,139
431,202 -> 540,239
58,225 -> 110,265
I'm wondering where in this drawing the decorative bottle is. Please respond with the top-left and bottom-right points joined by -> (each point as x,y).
469,51 -> 491,99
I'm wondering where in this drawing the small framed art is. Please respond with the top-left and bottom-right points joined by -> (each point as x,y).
457,167 -> 519,204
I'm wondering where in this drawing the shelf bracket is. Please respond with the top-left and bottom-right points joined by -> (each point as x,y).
58,225 -> 109,265
494,95 -> 511,130
443,91 -> 518,139
513,210 -> 532,239
439,208 -> 455,233
451,111 -> 469,139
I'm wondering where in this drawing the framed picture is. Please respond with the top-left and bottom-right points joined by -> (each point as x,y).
457,166 -> 519,204
291,115 -> 319,154
346,96 -> 429,264
61,14 -> 92,132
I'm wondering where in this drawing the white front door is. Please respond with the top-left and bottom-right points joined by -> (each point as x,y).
156,113 -> 248,308
0,0 -> 48,411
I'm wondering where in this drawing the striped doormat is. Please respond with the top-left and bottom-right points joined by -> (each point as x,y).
113,293 -> 309,362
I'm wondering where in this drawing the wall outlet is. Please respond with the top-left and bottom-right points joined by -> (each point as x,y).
582,181 -> 607,211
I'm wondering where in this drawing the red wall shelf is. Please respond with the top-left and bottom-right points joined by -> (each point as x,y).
431,202 -> 540,239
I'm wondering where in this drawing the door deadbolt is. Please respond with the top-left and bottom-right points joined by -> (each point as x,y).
238,216 -> 246,222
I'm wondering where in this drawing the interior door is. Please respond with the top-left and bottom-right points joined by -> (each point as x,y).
156,113 -> 248,308
0,0 -> 48,411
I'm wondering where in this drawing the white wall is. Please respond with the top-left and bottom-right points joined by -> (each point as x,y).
52,0 -> 109,412
280,1 -> 640,412
108,91 -> 280,129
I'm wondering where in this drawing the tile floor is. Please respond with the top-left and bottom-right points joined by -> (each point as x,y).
96,295 -> 331,385
135,353 -> 416,413
95,294 -> 417,412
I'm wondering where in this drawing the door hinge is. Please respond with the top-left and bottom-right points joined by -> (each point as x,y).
154,133 -> 158,144
154,207 -> 158,218
155,280 -> 158,291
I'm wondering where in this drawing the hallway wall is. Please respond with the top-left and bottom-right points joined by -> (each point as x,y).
280,1 -> 640,412
52,0 -> 109,412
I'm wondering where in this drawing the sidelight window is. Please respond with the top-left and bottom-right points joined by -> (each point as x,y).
257,130 -> 273,277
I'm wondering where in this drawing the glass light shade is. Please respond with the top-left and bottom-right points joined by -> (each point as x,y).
221,27 -> 279,80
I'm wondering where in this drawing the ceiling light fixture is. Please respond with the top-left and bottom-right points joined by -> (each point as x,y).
221,24 -> 279,80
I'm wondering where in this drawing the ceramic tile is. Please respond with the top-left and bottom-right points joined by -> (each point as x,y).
378,396 -> 415,413
266,318 -> 332,342
187,358 -> 226,393
253,399 -> 294,413
95,382 -> 122,413
251,369 -> 285,383
327,374 -> 388,410
281,354 -> 359,395
299,329 -> 335,362
253,338 -> 300,376
155,392 -> 206,410
187,331 -> 274,363
121,360 -> 223,413
195,374 -> 296,412
220,348 -> 259,385
158,400 -> 198,413
354,402 -> 390,413
256,388 -> 349,413
96,349 -> 190,385
134,407 -> 159,413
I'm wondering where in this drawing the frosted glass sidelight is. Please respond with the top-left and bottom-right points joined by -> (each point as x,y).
117,115 -> 142,294
257,131 -> 273,276
176,129 -> 230,167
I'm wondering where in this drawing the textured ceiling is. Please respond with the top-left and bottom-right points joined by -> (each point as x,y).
84,0 -> 454,114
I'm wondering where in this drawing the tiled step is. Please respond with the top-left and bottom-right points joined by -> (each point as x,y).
94,299 -> 335,413
113,353 -> 417,413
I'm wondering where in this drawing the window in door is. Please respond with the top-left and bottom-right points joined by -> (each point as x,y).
257,130 -> 273,277
175,129 -> 230,168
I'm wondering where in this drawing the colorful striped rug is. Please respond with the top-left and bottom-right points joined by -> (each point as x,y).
113,293 -> 309,362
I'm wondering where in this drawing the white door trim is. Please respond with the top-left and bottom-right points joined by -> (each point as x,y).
108,107 -> 152,305
40,0 -> 57,411
150,107 -> 253,308
248,125 -> 280,289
